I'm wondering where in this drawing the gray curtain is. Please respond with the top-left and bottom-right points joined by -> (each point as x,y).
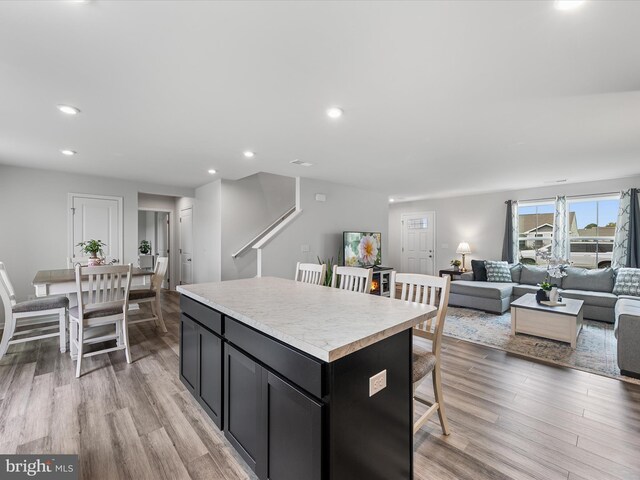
502,200 -> 517,263
613,188 -> 640,269
628,188 -> 639,268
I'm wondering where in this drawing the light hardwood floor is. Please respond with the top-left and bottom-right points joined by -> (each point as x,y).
1,291 -> 639,480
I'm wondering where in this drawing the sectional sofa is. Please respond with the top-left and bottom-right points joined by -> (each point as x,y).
449,262 -> 640,377
449,264 -> 622,322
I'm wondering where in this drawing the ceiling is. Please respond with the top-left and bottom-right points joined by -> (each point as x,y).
1,0 -> 639,200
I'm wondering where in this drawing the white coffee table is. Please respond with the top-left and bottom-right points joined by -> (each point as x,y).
510,293 -> 584,348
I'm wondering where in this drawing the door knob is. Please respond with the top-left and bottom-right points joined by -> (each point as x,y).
429,255 -> 433,258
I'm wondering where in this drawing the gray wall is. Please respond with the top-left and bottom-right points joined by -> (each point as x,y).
0,165 -> 193,322
262,177 -> 389,280
193,180 -> 222,283
221,173 -> 296,280
388,175 -> 640,272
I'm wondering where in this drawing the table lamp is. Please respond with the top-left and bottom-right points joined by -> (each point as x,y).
456,242 -> 471,271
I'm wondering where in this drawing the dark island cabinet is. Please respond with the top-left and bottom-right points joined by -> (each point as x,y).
180,293 -> 412,480
265,371 -> 322,480
179,310 -> 224,428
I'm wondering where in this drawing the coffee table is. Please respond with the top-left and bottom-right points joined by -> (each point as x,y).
510,293 -> 584,348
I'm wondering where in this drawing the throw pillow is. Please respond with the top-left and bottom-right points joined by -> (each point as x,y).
484,261 -> 512,283
520,265 -> 562,287
613,268 -> 640,297
510,263 -> 523,283
471,259 -> 487,281
562,267 -> 614,293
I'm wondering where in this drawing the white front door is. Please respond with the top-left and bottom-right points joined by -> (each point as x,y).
179,207 -> 193,285
401,212 -> 435,275
69,194 -> 123,265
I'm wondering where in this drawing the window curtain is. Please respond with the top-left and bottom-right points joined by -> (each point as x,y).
552,195 -> 569,260
502,200 -> 519,263
614,188 -> 640,268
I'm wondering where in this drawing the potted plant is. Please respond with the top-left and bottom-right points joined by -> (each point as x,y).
139,240 -> 151,255
77,239 -> 107,266
537,281 -> 552,302
450,259 -> 461,272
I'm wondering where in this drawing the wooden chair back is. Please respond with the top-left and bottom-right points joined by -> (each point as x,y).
152,257 -> 169,291
295,262 -> 326,286
391,272 -> 450,356
75,264 -> 132,320
331,266 -> 373,294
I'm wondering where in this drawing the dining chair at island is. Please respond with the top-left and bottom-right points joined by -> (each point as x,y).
128,256 -> 168,333
69,263 -> 133,378
294,262 -> 326,286
0,262 -> 68,360
391,271 -> 451,435
331,265 -> 373,293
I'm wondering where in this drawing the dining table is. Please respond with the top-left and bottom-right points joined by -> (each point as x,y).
32,267 -> 152,297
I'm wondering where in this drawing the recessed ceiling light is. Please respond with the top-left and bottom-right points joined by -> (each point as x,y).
60,149 -> 76,156
554,0 -> 586,11
389,198 -> 395,203
208,169 -> 217,175
326,107 -> 343,119
243,151 -> 255,158
57,104 -> 80,115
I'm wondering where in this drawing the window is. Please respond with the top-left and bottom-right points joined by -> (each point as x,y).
517,200 -> 555,265
568,195 -> 619,269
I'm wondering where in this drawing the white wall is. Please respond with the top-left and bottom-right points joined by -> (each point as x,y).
261,178 -> 389,280
0,164 -> 193,316
193,180 -> 222,283
221,173 -> 296,280
388,175 -> 640,272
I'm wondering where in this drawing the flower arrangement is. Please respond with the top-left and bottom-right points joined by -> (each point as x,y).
450,259 -> 461,267
535,249 -> 568,302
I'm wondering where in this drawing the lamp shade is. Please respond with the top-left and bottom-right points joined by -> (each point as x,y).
456,242 -> 471,254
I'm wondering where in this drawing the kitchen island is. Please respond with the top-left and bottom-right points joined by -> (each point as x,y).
177,277 -> 436,480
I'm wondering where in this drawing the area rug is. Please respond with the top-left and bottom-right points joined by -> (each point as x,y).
443,307 -> 639,384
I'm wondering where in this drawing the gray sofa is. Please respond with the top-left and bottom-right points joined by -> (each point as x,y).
615,297 -> 640,378
449,264 -> 618,323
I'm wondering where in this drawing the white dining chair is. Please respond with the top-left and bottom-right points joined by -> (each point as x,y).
391,272 -> 451,435
331,265 -> 373,294
295,262 -> 326,286
128,256 -> 168,333
0,262 -> 68,360
69,264 -> 133,378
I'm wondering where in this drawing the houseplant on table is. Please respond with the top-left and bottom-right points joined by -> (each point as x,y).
77,239 -> 107,266
139,240 -> 152,255
450,259 -> 462,272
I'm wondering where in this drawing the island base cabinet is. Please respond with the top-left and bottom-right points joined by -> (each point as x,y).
265,371 -> 322,480
224,344 -> 323,480
180,314 -> 223,428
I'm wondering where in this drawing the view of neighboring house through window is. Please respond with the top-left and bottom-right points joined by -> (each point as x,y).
518,200 -> 556,264
568,195 -> 619,269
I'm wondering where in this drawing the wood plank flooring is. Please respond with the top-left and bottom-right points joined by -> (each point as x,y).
1,291 -> 639,480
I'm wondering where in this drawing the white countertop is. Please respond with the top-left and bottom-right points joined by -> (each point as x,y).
177,277 -> 436,362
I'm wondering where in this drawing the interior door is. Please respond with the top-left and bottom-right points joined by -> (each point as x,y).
69,194 -> 123,265
401,212 -> 435,275
180,207 -> 193,285
156,212 -> 170,288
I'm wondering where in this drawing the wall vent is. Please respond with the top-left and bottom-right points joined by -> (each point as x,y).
290,159 -> 313,167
